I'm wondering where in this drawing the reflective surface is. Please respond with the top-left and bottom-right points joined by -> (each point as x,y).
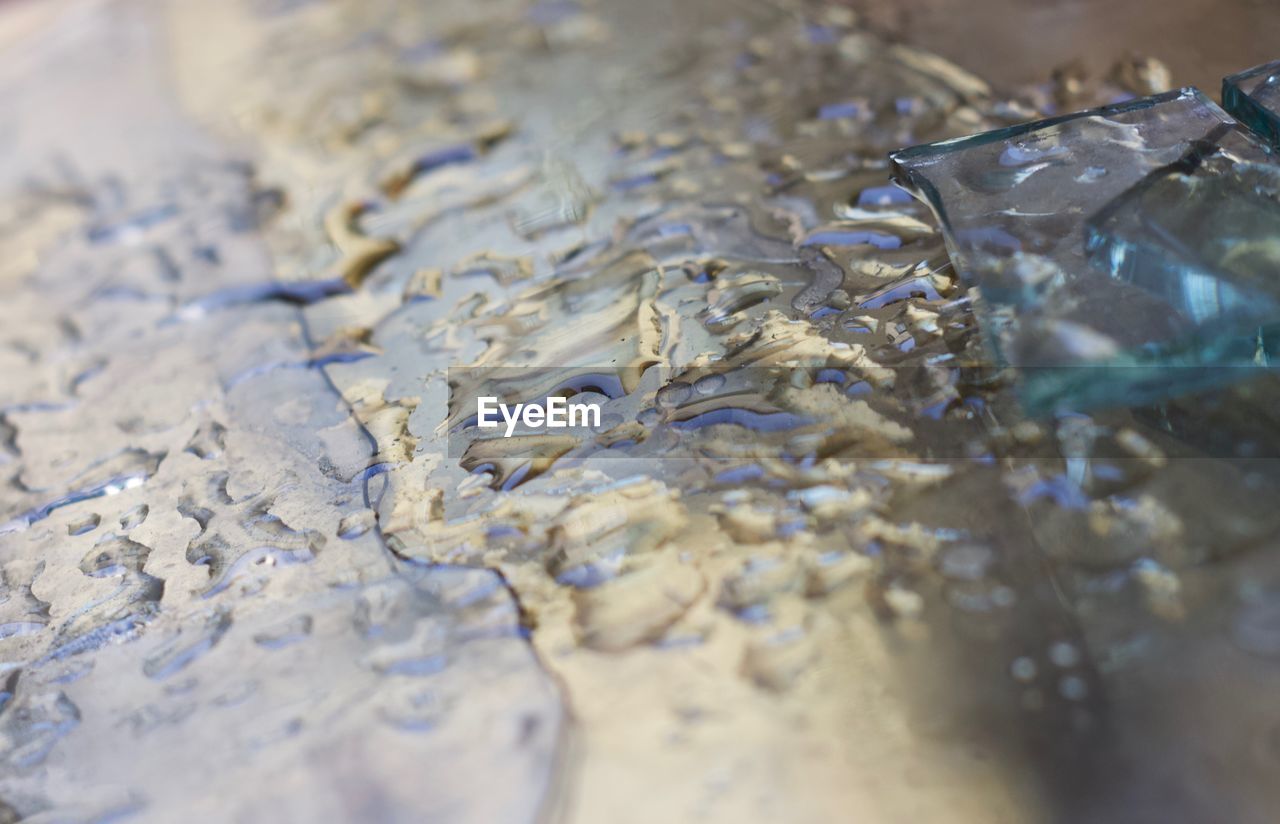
1225,60 -> 1280,150
2,1 -> 1280,823
892,89 -> 1274,413
1086,148 -> 1280,381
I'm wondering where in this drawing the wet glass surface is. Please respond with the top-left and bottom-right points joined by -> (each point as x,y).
1,1 -> 1280,823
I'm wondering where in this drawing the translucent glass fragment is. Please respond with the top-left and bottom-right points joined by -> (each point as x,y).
1083,144 -> 1280,377
891,88 -> 1274,414
1224,59 -> 1280,150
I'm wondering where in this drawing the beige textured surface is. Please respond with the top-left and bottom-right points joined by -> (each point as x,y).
2,1 -> 1279,822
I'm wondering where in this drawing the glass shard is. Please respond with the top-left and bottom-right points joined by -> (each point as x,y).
1224,59 -> 1280,150
1084,145 -> 1280,396
891,88 -> 1274,414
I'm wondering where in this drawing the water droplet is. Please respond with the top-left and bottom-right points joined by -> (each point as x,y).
337,510 -> 376,540
67,513 -> 100,536
1010,657 -> 1037,683
1049,641 -> 1081,668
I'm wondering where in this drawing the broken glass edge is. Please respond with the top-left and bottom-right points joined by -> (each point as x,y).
1073,139 -> 1280,413
887,87 -> 1280,415
1223,59 -> 1280,151
1057,132 -> 1280,414
887,87 -> 1206,255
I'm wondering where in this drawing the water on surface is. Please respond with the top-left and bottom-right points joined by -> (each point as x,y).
1,0 -> 1280,822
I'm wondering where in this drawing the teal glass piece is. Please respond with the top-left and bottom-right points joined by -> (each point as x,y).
1081,145 -> 1280,392
1224,60 -> 1280,150
890,88 -> 1274,415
